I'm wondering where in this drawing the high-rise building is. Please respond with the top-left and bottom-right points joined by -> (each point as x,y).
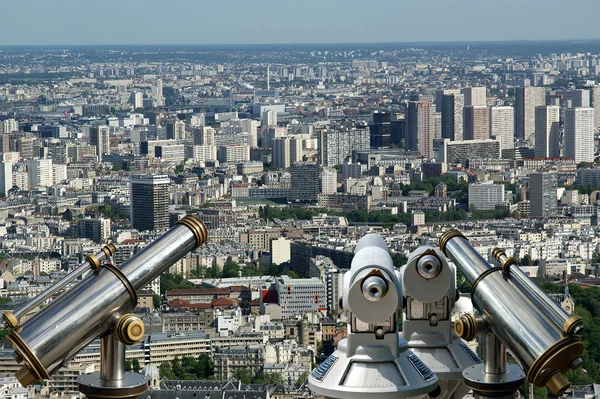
28,159 -> 53,189
78,218 -> 111,243
489,106 -> 515,151
321,167 -> 337,194
216,145 -> 250,163
435,89 -> 461,112
564,108 -> 594,163
463,105 -> 490,140
272,136 -> 302,169
192,126 -> 215,146
130,174 -> 170,232
89,125 -> 110,162
534,106 -> 560,159
370,111 -> 391,147
130,91 -> 144,109
289,163 -> 321,203
515,87 -> 546,142
571,89 -> 590,108
441,93 -> 464,141
406,101 -> 432,158
262,110 -> 277,127
530,173 -> 557,218
0,161 -> 12,196
464,87 -> 487,106
590,87 -> 600,128
318,125 -> 370,167
166,120 -> 185,140
0,119 -> 18,134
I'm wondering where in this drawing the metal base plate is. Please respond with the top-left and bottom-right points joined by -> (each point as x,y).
463,364 -> 526,396
79,372 -> 148,399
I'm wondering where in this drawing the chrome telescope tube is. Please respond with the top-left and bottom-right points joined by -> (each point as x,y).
9,215 -> 208,387
492,248 -> 583,336
439,229 -> 583,396
2,244 -> 117,329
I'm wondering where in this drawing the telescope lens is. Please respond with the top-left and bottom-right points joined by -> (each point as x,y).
362,276 -> 388,301
417,255 -> 442,279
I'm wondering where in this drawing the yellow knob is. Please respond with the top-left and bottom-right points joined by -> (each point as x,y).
115,314 -> 145,345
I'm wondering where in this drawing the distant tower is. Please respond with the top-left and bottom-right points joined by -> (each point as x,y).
267,64 -> 270,91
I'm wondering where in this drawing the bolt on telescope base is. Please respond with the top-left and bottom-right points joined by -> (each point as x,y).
79,372 -> 148,399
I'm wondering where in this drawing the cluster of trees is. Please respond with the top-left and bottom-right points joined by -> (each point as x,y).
260,205 -> 510,228
158,355 -> 214,380
540,283 -> 600,384
566,183 -> 600,195
188,260 -> 298,280
233,368 -> 308,387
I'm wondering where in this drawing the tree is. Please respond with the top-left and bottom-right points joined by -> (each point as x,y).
234,368 -> 252,384
153,294 -> 162,309
222,260 -> 240,278
287,271 -> 299,279
131,358 -> 140,373
390,252 -> 407,268
240,299 -> 251,315
253,372 -> 283,385
295,371 -> 309,389
160,273 -> 194,295
159,362 -> 176,380
519,254 -> 533,266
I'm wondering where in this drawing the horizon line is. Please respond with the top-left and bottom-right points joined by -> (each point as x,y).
2,38 -> 600,47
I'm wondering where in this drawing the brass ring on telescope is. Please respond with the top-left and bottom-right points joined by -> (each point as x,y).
86,254 -> 101,270
8,329 -> 50,382
176,215 -> 208,248
501,257 -> 518,274
527,335 -> 584,396
564,315 -> 583,335
3,311 -> 18,329
454,313 -> 478,341
99,263 -> 138,307
102,243 -> 117,258
470,267 -> 503,306
491,248 -> 504,259
438,229 -> 466,256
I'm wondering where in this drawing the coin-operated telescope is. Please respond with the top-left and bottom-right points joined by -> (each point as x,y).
8,216 -> 208,399
309,234 -> 439,399
2,243 -> 118,329
439,229 -> 584,398
401,246 -> 481,399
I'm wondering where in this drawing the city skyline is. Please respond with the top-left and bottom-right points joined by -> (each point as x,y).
2,0 -> 600,45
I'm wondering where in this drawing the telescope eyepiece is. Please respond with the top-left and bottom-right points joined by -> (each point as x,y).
362,276 -> 388,301
417,254 -> 442,280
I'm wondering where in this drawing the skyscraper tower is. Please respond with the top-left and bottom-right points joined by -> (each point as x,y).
534,106 -> 560,159
267,65 -> 270,91
289,163 -> 321,203
530,172 -> 557,218
564,107 -> 595,163
406,101 -> 432,158
463,106 -> 490,140
441,93 -> 464,141
464,87 -> 487,106
489,106 -> 515,151
130,174 -> 170,232
515,87 -> 546,143
370,111 -> 391,147
89,125 -> 110,162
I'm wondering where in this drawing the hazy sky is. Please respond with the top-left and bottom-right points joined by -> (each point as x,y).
1,0 -> 599,45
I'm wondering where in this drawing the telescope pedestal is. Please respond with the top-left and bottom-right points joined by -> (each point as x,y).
462,333 -> 525,399
79,335 -> 148,399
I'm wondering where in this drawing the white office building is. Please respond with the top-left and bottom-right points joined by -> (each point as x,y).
489,106 -> 515,150
468,181 -> 506,211
564,108 -> 594,163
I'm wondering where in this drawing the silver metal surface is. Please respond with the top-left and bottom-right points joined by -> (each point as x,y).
362,276 -> 387,301
442,235 -> 566,369
483,333 -> 506,375
9,247 -> 112,324
100,335 -> 125,386
12,221 -> 202,383
502,263 -> 573,335
417,255 -> 441,280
